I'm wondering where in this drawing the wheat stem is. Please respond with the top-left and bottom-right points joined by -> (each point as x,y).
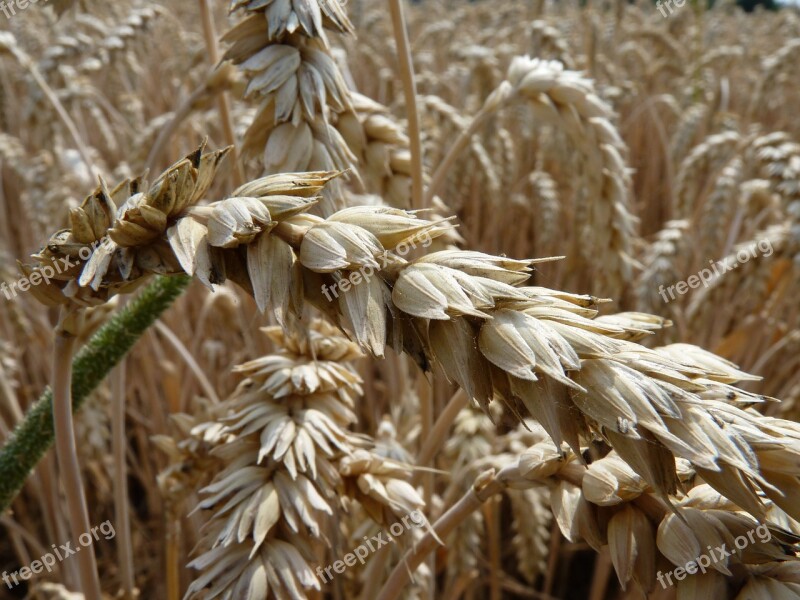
53,308 -> 102,600
111,359 -> 136,599
542,521 -> 561,596
418,379 -> 435,598
412,389 -> 468,486
153,320 -> 220,405
588,549 -> 613,600
388,0 -> 425,209
376,468 -> 510,600
5,46 -> 96,178
425,103 -> 496,205
484,500 -> 501,600
197,0 -> 244,188
166,521 -> 180,600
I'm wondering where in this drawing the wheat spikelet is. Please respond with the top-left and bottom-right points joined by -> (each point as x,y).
7,2 -> 800,597
749,38 -> 800,119
183,323 -> 363,598
635,219 -> 691,321
529,20 -> 575,69
696,45 -> 745,71
421,95 -> 502,211
627,27 -> 688,65
154,408 -> 230,523
508,486 -> 552,584
20,142 -> 234,306
485,170 -> 561,261
337,92 -> 416,209
698,157 -> 744,260
438,405 -> 496,583
670,103 -> 712,165
686,224 -> 799,351
39,7 -> 159,78
746,132 -> 800,205
493,126 -> 518,189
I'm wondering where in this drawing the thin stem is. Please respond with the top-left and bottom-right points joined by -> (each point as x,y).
484,500 -> 501,600
0,515 -> 53,565
375,468 -> 510,600
144,84 -> 213,175
588,548 -> 612,600
166,520 -> 181,600
424,105 -> 496,206
543,521 -> 561,596
6,46 -> 97,178
644,100 -> 675,224
154,320 -> 220,404
417,378 -> 435,598
53,308 -> 102,600
197,0 -> 244,188
721,200 -> 746,258
388,0 -> 424,209
359,540 -> 395,600
111,359 -> 136,599
411,389 -> 468,486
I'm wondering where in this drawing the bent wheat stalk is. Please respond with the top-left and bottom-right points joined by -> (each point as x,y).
18,147 -> 800,597
20,147 -> 800,516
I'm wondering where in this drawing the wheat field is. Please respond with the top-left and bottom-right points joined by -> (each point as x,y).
0,0 -> 799,599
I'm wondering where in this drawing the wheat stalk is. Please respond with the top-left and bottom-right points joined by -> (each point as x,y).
21,150 -> 800,535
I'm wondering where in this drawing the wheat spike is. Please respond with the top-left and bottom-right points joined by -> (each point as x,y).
25,156 -> 800,535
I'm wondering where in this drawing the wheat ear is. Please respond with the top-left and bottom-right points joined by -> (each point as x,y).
425,56 -> 637,297
181,322 -> 428,598
223,0 -> 356,213
23,149 -> 800,533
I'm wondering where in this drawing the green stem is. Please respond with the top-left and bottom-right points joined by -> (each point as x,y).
0,275 -> 192,513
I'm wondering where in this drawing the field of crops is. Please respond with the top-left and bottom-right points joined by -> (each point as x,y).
1,0 -> 800,598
